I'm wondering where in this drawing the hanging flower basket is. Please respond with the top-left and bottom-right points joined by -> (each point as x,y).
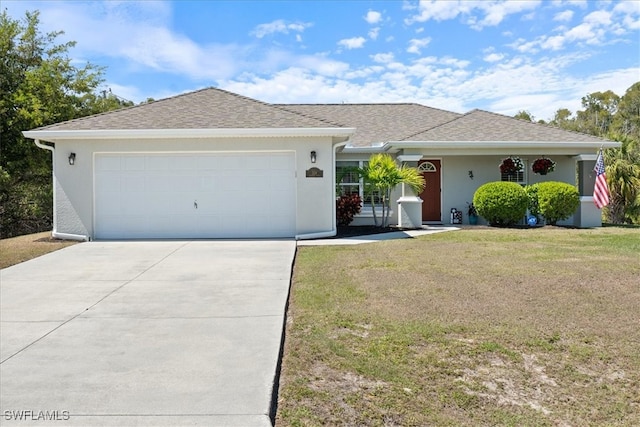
532,157 -> 556,175
499,157 -> 523,175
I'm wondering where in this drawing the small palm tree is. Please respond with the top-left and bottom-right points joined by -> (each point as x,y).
359,154 -> 425,227
604,135 -> 640,224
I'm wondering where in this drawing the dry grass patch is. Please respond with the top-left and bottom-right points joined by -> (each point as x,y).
0,231 -> 78,269
276,227 -> 640,426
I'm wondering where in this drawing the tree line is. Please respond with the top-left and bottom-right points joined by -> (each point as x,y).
1,10 -> 133,238
1,10 -> 638,238
515,83 -> 640,224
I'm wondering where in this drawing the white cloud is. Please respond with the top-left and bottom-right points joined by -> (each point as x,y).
338,37 -> 366,50
371,52 -> 395,63
295,55 -> 350,77
252,19 -> 312,38
407,37 -> 431,54
585,10 -> 612,26
539,35 -> 565,51
406,0 -> 541,29
484,52 -> 505,62
5,0 -> 637,126
365,10 -> 382,24
369,27 -> 380,40
554,10 -> 574,22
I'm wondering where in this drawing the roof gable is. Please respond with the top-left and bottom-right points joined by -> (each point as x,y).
404,109 -> 607,143
34,87 -> 340,131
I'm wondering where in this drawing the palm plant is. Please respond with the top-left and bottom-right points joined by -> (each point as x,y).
359,154 -> 425,227
604,135 -> 640,224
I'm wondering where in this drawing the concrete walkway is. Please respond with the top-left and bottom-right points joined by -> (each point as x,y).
297,225 -> 459,246
0,240 -> 296,426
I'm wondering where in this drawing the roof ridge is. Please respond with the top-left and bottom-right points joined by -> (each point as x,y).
273,104 -> 347,127
399,111 -> 465,141
276,102 -> 419,106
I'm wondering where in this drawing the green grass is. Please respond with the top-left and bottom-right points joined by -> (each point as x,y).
276,227 -> 640,426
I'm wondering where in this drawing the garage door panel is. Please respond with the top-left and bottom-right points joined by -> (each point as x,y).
97,192 -> 122,216
124,156 -> 145,171
95,152 -> 296,239
96,156 -> 122,171
146,156 -> 171,170
171,156 -> 197,170
220,155 -> 243,170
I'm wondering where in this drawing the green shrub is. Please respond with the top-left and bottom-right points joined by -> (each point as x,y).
524,184 -> 540,218
473,182 -> 528,226
537,181 -> 580,225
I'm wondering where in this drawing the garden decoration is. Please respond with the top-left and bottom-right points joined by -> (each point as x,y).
467,202 -> 478,225
532,157 -> 556,175
499,156 -> 524,176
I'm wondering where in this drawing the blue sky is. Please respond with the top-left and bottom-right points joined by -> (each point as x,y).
4,0 -> 640,121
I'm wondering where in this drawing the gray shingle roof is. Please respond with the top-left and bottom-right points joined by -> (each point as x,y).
34,87 -> 341,131
404,109 -> 608,143
31,87 -> 608,145
278,104 -> 461,147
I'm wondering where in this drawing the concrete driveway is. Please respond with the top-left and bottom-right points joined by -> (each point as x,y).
0,240 -> 296,426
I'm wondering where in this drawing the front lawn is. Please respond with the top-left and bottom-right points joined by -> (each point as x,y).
276,227 -> 640,426
0,231 -> 78,269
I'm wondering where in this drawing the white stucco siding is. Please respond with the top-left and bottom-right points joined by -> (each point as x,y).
50,136 -> 335,239
442,155 -> 579,225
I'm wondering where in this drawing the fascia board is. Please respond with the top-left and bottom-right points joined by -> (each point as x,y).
387,141 -> 620,150
23,127 -> 356,142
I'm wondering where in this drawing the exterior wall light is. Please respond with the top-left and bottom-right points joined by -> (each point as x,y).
68,153 -> 76,165
310,150 -> 317,163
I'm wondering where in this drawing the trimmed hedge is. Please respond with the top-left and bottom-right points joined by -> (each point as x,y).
473,181 -> 528,226
536,181 -> 580,225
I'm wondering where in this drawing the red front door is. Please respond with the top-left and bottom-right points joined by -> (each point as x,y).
418,160 -> 441,222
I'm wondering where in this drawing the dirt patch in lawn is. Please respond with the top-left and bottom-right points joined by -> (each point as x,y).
0,232 -> 78,269
276,227 -> 640,426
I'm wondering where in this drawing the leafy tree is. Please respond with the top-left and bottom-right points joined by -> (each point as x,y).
575,90 -> 620,136
548,83 -> 639,224
612,82 -> 640,142
359,154 -> 425,227
549,108 -> 577,131
0,10 -> 129,238
514,110 -> 534,122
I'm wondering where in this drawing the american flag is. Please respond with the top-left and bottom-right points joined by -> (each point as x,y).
593,149 -> 610,209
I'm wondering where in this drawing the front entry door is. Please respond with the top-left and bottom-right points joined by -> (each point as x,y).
418,160 -> 441,222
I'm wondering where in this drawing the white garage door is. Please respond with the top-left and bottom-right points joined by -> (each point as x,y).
94,152 -> 296,239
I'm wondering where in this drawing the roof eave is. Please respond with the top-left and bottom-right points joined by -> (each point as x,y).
23,127 -> 356,143
385,140 -> 620,153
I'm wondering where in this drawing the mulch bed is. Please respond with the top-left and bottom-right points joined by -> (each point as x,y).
335,226 -> 400,238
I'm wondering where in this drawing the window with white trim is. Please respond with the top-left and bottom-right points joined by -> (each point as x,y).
418,161 -> 437,173
336,160 -> 383,206
501,160 -> 528,185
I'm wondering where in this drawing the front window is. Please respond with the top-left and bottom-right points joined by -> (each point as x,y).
501,160 -> 528,185
336,160 -> 383,206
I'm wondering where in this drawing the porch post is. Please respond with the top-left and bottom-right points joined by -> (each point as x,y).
396,154 -> 423,228
574,154 -> 602,227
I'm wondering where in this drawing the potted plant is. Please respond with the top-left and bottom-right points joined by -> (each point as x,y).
499,156 -> 524,176
467,202 -> 478,225
531,157 -> 556,175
